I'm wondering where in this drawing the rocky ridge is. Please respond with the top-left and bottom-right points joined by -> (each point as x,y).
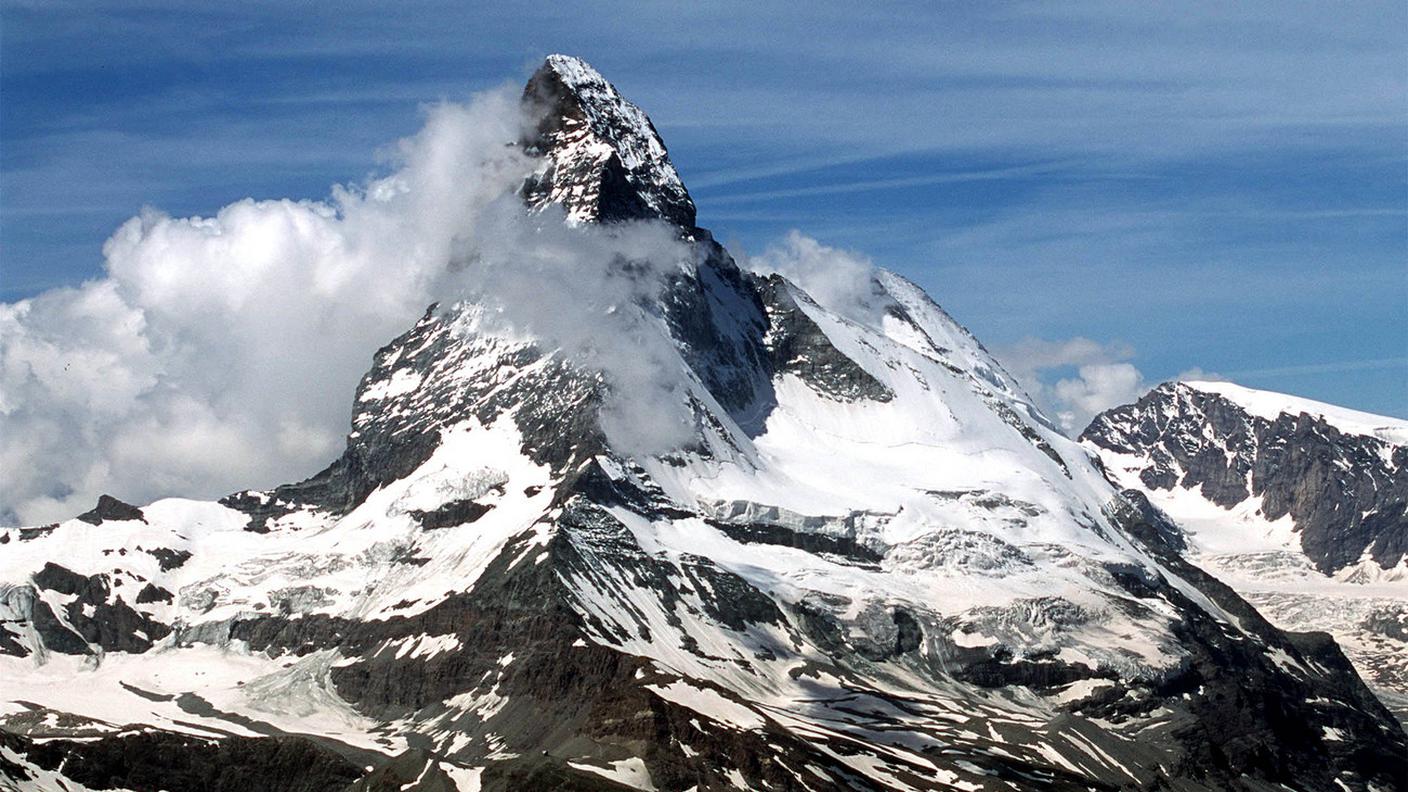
1083,379 -> 1408,725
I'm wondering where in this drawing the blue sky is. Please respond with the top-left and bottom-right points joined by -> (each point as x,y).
3,0 -> 1406,417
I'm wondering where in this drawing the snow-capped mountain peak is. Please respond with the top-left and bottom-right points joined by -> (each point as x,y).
1183,379 -> 1408,446
521,54 -> 695,228
1084,379 -> 1407,574
3,57 -> 1405,792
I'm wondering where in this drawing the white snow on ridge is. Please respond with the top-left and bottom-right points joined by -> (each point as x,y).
701,273 -> 1129,559
1182,380 -> 1408,446
359,368 -> 424,401
0,415 -> 555,744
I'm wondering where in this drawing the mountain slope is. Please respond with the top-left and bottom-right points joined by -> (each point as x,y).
3,56 -> 1406,792
1083,379 -> 1408,723
1084,380 -> 1408,574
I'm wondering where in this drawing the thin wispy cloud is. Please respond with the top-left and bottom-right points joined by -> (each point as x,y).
697,161 -> 1100,205
686,149 -> 925,190
1219,357 -> 1408,380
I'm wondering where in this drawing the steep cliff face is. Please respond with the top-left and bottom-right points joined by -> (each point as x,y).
521,54 -> 696,229
1084,380 -> 1408,574
1083,380 -> 1408,725
3,57 -> 1405,792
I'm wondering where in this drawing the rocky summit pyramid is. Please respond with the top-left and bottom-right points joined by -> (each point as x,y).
2,56 -> 1405,792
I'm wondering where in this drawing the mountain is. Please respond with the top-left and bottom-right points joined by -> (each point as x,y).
1083,380 -> 1408,725
3,56 -> 1406,792
1083,380 -> 1408,575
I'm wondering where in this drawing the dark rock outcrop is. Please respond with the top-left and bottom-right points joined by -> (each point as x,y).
27,562 -> 172,653
76,494 -> 146,525
1083,382 -> 1407,573
1,730 -> 361,792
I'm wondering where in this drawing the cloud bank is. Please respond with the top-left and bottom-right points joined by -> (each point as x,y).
0,84 -> 703,525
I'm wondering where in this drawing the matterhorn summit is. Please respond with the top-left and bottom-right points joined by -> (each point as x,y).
2,55 -> 1403,792
521,54 -> 696,228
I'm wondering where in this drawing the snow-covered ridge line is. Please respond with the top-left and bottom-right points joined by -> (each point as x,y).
1181,379 -> 1408,446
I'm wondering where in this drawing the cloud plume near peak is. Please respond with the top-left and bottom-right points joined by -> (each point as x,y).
995,336 -> 1150,436
0,84 -> 703,526
1,76 -> 1194,527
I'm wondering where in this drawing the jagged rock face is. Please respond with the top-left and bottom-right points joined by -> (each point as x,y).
522,54 -> 696,228
1083,381 -> 1408,574
4,56 -> 1407,792
1083,381 -> 1408,728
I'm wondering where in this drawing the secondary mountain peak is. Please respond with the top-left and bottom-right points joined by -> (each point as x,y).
1083,379 -> 1408,574
1083,380 -> 1408,724
521,54 -> 696,228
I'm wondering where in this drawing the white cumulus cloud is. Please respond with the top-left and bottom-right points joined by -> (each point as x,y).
0,86 -> 512,523
995,336 -> 1149,435
1052,363 -> 1147,432
0,80 -> 715,526
742,230 -> 886,325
